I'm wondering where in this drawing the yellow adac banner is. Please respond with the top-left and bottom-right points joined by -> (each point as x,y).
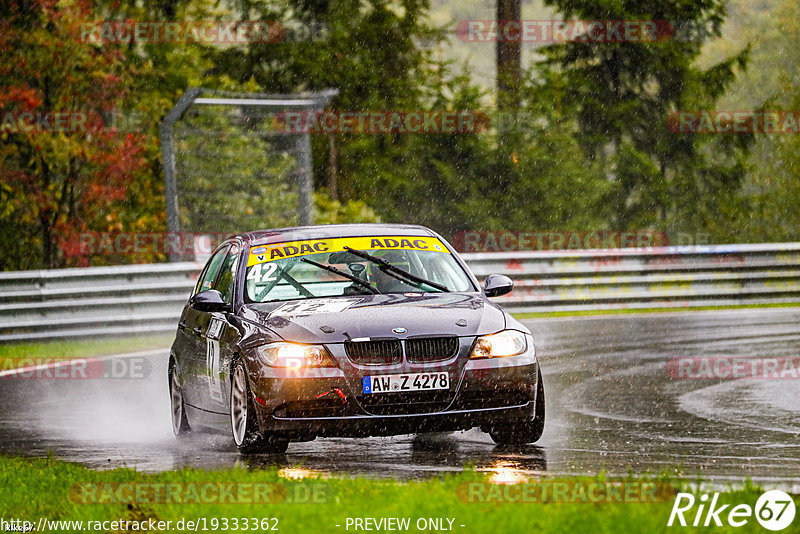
247,235 -> 450,267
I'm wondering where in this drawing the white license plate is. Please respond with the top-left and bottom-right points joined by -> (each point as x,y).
362,372 -> 449,394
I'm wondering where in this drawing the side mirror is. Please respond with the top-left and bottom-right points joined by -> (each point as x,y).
484,274 -> 513,297
190,289 -> 230,312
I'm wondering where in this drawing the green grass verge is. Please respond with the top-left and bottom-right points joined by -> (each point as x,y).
0,456 -> 794,533
0,334 -> 174,368
513,302 -> 800,319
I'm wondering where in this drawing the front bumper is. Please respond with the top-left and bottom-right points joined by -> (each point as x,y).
246,342 -> 539,439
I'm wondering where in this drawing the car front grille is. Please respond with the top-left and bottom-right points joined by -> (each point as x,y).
405,336 -> 459,363
344,339 -> 402,365
345,337 -> 460,365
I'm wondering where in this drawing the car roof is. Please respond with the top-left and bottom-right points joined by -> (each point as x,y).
238,223 -> 437,246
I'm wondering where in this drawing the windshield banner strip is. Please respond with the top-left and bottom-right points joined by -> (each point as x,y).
247,236 -> 450,266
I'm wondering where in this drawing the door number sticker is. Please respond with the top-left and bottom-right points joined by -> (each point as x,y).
206,318 -> 225,403
207,317 -> 224,340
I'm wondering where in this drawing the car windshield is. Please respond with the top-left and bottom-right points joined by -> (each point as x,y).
244,236 -> 473,303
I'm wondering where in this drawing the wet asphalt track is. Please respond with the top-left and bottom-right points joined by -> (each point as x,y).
1,308 -> 799,487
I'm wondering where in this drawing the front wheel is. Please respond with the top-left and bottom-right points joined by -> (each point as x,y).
489,368 -> 545,445
230,359 -> 289,454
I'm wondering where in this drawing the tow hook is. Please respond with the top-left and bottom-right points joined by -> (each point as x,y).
316,388 -> 348,404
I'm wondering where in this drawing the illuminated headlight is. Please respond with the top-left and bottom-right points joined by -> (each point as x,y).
256,343 -> 334,368
470,330 -> 531,359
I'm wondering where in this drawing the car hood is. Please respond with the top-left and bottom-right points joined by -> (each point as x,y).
241,293 -> 506,343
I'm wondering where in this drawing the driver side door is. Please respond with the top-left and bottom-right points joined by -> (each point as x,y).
196,243 -> 241,414
182,245 -> 229,409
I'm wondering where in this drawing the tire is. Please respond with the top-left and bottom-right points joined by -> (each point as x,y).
169,361 -> 191,437
489,368 -> 545,445
230,358 -> 289,454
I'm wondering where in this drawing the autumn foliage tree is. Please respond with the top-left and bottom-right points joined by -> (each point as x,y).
0,0 -> 149,269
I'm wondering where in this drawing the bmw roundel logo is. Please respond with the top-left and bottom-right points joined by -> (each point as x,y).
392,327 -> 407,334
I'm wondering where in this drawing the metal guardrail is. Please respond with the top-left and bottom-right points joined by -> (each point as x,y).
1,243 -> 799,342
0,263 -> 202,342
466,243 -> 800,313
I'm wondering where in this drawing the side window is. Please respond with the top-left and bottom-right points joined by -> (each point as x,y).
195,246 -> 230,295
214,244 -> 240,304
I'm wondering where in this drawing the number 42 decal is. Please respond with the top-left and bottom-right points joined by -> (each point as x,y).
246,263 -> 277,283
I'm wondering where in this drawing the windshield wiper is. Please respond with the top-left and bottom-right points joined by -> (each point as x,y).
300,258 -> 380,294
342,246 -> 449,292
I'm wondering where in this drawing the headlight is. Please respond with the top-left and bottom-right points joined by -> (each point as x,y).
256,343 -> 334,368
470,330 -> 529,359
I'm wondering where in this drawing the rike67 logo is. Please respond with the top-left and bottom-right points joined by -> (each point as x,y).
668,490 -> 796,530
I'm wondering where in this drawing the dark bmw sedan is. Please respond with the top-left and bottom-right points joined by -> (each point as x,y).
169,223 -> 544,453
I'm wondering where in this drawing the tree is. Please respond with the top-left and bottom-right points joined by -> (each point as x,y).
704,0 -> 800,243
537,0 -> 751,233
0,0 -> 149,269
496,0 -> 522,111
210,0 -> 498,237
